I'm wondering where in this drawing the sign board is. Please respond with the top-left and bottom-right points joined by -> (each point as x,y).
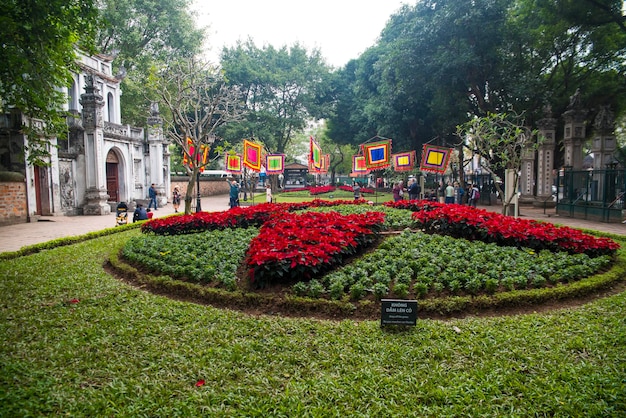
380,299 -> 418,326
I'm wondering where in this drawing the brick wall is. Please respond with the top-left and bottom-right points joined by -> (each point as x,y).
170,177 -> 230,201
0,181 -> 28,225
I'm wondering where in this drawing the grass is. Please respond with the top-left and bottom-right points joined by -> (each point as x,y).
1,227 -> 625,416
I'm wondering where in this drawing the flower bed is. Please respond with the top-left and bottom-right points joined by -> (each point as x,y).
309,185 -> 336,195
338,185 -> 376,194
141,200 -> 371,235
384,200 -> 619,258
128,200 -> 619,299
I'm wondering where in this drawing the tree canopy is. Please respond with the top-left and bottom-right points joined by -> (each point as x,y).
219,41 -> 332,154
326,0 -> 626,165
0,0 -> 98,164
95,0 -> 204,126
152,58 -> 246,214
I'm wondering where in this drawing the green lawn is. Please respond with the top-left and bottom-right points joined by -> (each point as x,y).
1,227 -> 625,416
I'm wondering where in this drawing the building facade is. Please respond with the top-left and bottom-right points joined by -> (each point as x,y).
0,53 -> 170,224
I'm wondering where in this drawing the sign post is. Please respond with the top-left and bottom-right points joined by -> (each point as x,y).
380,299 -> 418,327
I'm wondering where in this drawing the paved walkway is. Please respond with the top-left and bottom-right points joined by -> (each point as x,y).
0,195 -> 624,254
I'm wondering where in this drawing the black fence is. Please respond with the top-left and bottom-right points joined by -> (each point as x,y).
556,167 -> 625,223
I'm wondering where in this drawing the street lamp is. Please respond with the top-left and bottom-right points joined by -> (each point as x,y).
195,135 -> 218,213
196,170 -> 202,213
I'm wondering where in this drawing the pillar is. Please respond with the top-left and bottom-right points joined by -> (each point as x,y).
146,102 -> 169,206
562,89 -> 587,170
534,107 -> 557,207
80,75 -> 110,215
591,105 -> 617,203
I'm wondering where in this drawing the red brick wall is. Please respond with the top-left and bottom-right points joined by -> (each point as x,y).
0,181 -> 28,225
170,177 -> 230,200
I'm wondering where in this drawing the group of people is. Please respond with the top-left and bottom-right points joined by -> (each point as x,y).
390,178 -> 422,202
441,181 -> 480,206
388,178 -> 480,207
131,183 -> 181,222
132,178 -> 481,220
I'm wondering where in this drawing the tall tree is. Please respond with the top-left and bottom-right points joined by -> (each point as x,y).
0,0 -> 98,165
96,0 -> 204,126
328,0 -> 626,168
152,58 -> 246,214
457,112 -> 538,214
220,41 -> 332,154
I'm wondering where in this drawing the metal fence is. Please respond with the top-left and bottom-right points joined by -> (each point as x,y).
556,167 -> 625,222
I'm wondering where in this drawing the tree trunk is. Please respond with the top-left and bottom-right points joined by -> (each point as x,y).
184,171 -> 198,215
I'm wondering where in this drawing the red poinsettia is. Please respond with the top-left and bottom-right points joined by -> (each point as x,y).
247,211 -> 385,286
309,185 -> 337,195
397,201 -> 619,257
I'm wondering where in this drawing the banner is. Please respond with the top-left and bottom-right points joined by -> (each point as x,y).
197,145 -> 209,173
309,136 -> 322,171
361,138 -> 391,169
243,139 -> 262,171
420,144 -> 452,173
352,155 -> 369,175
182,137 -> 194,167
392,151 -> 416,172
265,154 -> 285,174
182,137 -> 208,171
319,154 -> 330,174
225,154 -> 242,173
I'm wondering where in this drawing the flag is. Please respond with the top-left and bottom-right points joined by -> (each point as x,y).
182,137 -> 194,167
243,139 -> 262,171
319,154 -> 330,174
309,136 -> 322,171
226,154 -> 242,173
420,144 -> 452,173
361,138 -> 391,169
392,151 -> 416,172
197,145 -> 209,172
352,155 -> 368,174
265,154 -> 285,174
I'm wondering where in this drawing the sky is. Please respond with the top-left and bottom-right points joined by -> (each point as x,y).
192,0 -> 409,68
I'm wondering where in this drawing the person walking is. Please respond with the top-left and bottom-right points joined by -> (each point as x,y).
172,186 -> 181,213
445,182 -> 455,204
353,182 -> 361,200
228,180 -> 240,209
453,182 -> 464,204
468,184 -> 479,207
408,178 -> 421,200
266,184 -> 273,203
148,183 -> 158,210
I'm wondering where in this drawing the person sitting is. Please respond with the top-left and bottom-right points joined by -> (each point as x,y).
133,204 -> 149,222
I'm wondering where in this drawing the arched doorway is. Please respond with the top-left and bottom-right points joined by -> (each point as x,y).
106,150 -> 120,202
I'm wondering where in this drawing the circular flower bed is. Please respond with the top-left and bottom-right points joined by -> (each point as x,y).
118,200 -> 620,318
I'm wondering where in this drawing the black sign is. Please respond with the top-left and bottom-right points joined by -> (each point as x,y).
380,299 -> 418,326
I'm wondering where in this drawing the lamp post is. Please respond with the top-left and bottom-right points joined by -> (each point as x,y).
196,170 -> 202,213
194,135 -> 217,213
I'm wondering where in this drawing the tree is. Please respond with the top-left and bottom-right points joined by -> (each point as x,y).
152,59 -> 246,214
96,0 -> 204,126
457,112 -> 538,215
220,41 -> 332,154
328,0 -> 626,165
0,0 -> 98,165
